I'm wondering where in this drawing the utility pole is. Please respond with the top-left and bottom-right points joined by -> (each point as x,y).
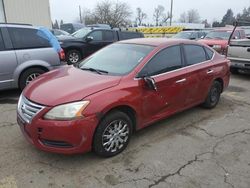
170,0 -> 173,26
79,5 -> 83,23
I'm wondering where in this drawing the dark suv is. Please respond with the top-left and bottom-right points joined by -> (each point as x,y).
59,28 -> 144,64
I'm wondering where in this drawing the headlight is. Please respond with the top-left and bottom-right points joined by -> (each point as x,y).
44,101 -> 90,120
213,45 -> 222,49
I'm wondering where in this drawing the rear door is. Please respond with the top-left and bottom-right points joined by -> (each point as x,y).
183,44 -> 215,106
0,27 -> 17,89
139,45 -> 190,124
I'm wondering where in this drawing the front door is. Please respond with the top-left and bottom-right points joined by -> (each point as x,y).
139,45 -> 189,126
85,30 -> 106,56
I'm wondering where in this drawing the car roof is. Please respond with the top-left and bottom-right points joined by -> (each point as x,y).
118,38 -> 203,47
213,28 -> 243,32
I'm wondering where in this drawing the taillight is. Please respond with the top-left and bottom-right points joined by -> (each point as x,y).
58,49 -> 65,61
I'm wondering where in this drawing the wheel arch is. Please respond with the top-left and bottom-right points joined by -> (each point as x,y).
214,77 -> 224,93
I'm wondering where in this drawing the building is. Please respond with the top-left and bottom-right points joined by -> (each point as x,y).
0,0 -> 52,28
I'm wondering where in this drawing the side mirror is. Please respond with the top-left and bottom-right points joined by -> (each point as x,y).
200,36 -> 205,39
144,77 -> 157,91
85,36 -> 93,43
233,36 -> 238,40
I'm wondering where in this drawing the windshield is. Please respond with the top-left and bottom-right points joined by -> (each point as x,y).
172,32 -> 193,39
79,43 -> 154,76
205,31 -> 231,40
72,28 -> 92,38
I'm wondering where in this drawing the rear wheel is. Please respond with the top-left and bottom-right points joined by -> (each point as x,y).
93,111 -> 133,157
202,81 -> 222,109
66,50 -> 82,65
19,68 -> 46,90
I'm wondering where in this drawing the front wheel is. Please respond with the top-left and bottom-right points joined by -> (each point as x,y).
93,111 -> 133,157
202,81 -> 222,109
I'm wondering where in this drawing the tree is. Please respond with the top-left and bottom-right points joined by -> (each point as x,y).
179,12 -> 187,23
93,0 -> 132,27
60,20 -> 64,27
202,19 -> 211,28
212,21 -> 222,27
135,7 -> 147,26
53,20 -> 59,29
153,5 -> 165,26
221,9 -> 235,26
179,9 -> 200,23
236,7 -> 250,25
187,9 -> 200,23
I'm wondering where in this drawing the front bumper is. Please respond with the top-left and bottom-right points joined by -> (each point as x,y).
17,112 -> 98,155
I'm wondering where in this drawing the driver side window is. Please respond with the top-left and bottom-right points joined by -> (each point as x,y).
141,45 -> 182,76
88,31 -> 103,41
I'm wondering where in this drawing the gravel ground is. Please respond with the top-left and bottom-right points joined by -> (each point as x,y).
0,74 -> 250,188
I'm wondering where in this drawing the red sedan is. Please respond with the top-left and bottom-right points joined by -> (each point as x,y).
17,38 -> 230,157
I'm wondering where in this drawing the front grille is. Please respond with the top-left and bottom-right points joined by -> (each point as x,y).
17,95 -> 45,124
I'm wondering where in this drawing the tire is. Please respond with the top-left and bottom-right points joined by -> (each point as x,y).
93,111 -> 133,157
202,81 -> 222,109
230,67 -> 238,74
66,50 -> 82,65
19,68 -> 46,90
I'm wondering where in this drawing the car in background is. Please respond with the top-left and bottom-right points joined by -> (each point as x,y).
0,23 -> 65,91
172,31 -> 206,40
59,28 -> 144,65
60,23 -> 85,34
227,39 -> 250,74
240,26 -> 250,39
17,38 -> 230,157
199,28 -> 246,55
50,29 -> 70,37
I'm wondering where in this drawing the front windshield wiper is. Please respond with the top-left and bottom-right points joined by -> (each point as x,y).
80,67 -> 109,75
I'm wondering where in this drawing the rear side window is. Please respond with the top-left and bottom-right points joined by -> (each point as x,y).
142,45 -> 182,76
205,47 -> 214,60
184,45 -> 207,65
120,32 -> 142,40
8,28 -> 51,49
0,31 -> 4,51
103,31 -> 115,41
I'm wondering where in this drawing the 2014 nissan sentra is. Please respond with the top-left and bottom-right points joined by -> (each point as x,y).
17,38 -> 230,157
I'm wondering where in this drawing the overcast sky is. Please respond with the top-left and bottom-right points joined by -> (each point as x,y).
50,0 -> 250,24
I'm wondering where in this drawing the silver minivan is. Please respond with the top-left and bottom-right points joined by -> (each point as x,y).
0,23 -> 64,91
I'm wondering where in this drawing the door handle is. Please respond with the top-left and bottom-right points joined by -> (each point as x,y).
207,70 -> 214,74
176,78 -> 186,84
247,48 -> 250,52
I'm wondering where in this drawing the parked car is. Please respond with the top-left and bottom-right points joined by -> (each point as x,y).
50,29 -> 70,37
199,28 -> 246,55
17,38 -> 230,157
0,23 -> 65,91
241,26 -> 250,39
172,31 -> 206,40
60,23 -> 85,34
227,39 -> 250,73
59,28 -> 144,64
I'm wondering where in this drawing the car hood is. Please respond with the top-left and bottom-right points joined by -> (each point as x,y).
198,39 -> 228,47
23,66 -> 122,106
